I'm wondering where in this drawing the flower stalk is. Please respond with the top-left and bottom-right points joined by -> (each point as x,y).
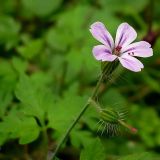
49,21 -> 153,159
118,119 -> 137,133
49,61 -> 118,160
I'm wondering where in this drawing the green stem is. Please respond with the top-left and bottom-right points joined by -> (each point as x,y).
50,74 -> 103,160
50,102 -> 89,160
50,62 -> 118,160
89,98 -> 102,113
43,129 -> 48,157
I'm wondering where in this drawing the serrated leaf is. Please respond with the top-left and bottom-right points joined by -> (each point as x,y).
70,130 -> 94,148
15,74 -> 55,122
80,138 -> 106,160
48,88 -> 87,133
0,112 -> 40,144
15,74 -> 44,121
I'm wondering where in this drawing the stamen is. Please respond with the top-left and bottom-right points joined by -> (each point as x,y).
114,46 -> 122,56
115,46 -> 122,52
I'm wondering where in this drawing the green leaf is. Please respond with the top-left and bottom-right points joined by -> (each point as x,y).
0,132 -> 8,145
30,71 -> 53,89
47,5 -> 93,53
15,74 -> 54,123
80,138 -> 106,160
0,91 -> 12,117
70,130 -> 94,148
46,27 -> 72,51
101,88 -> 126,107
0,0 -> 16,14
0,60 -> 17,117
18,117 -> 40,144
12,57 -> 28,74
0,16 -> 20,49
17,39 -> 44,59
48,87 -> 87,133
141,71 -> 160,93
0,112 -> 40,144
135,107 -> 160,147
99,0 -> 149,13
118,152 -> 158,160
22,0 -> 62,17
15,74 -> 43,121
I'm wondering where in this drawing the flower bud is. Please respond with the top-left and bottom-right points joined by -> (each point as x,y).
99,108 -> 119,124
99,107 -> 137,134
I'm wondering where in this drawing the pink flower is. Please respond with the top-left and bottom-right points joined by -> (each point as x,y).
89,22 -> 153,72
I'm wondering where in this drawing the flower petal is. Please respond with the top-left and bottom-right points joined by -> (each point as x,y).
115,23 -> 137,48
118,55 -> 144,72
122,41 -> 153,57
89,22 -> 114,50
93,45 -> 117,61
102,54 -> 117,62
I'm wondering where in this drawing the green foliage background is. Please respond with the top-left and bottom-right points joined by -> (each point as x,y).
0,0 -> 160,159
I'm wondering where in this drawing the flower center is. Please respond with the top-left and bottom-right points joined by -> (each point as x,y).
114,46 -> 122,56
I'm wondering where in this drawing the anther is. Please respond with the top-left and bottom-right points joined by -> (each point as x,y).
115,46 -> 122,52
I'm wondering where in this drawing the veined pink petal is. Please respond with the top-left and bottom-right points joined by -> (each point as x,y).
115,23 -> 137,48
122,41 -> 153,57
89,22 -> 114,50
102,54 -> 117,62
118,55 -> 144,72
93,45 -> 117,61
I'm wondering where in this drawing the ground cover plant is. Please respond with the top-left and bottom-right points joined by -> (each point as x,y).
0,0 -> 160,160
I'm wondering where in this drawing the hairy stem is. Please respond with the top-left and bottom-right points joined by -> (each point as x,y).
49,62 -> 118,160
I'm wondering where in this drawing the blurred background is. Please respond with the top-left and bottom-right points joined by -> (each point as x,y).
0,0 -> 160,160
